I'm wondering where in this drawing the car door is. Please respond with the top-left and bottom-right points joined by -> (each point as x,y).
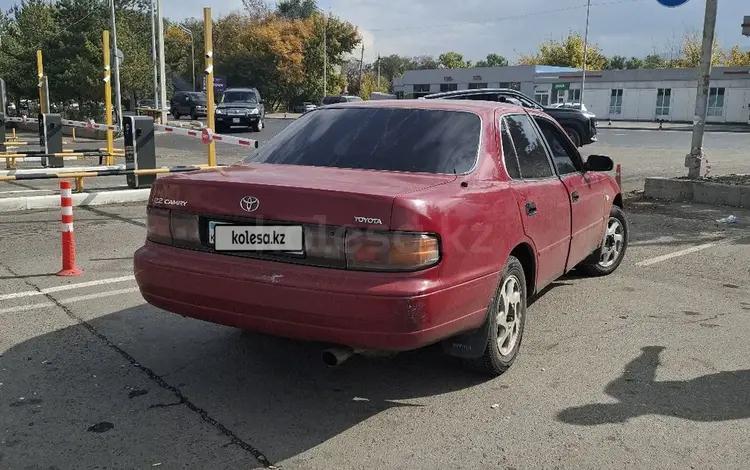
500,113 -> 572,289
531,114 -> 606,269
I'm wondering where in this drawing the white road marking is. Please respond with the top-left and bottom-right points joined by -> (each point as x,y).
0,275 -> 135,301
0,287 -> 141,315
635,236 -> 746,267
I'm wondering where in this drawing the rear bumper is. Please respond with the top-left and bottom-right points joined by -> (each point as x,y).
133,242 -> 494,351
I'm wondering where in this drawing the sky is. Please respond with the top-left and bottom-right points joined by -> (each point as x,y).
1,0 -> 747,64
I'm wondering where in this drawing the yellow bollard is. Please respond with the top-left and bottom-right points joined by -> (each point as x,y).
72,128 -> 76,142
36,50 -> 47,114
103,30 -> 115,166
204,7 -> 216,167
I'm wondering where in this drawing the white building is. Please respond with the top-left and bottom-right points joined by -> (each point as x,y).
392,65 -> 750,124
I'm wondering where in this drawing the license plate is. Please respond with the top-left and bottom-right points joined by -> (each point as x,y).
211,223 -> 304,252
232,118 -> 240,123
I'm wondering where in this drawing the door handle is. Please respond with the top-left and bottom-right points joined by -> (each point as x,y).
571,191 -> 580,203
525,201 -> 537,216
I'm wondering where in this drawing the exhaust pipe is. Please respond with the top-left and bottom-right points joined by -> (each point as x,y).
322,347 -> 356,367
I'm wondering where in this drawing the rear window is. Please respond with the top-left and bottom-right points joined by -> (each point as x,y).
242,107 -> 481,174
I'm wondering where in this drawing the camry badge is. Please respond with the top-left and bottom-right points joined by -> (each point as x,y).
240,196 -> 260,212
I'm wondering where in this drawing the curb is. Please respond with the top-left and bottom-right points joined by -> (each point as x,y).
644,177 -> 750,208
0,188 -> 151,213
604,125 -> 749,133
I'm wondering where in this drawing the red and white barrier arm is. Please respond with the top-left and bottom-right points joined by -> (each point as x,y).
154,123 -> 259,148
61,119 -> 120,132
6,116 -> 39,124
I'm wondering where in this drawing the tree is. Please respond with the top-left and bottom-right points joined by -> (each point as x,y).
625,56 -> 644,69
719,45 -> 750,66
276,0 -> 318,20
475,53 -> 508,67
358,71 -> 388,100
517,31 -> 607,70
606,55 -> 626,69
674,27 -> 722,67
438,51 -> 468,69
642,54 -> 665,68
242,0 -> 272,17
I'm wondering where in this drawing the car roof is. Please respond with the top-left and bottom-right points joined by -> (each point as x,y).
424,87 -> 526,99
320,98 -> 527,115
224,88 -> 258,92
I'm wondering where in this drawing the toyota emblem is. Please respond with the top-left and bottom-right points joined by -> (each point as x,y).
239,196 -> 260,212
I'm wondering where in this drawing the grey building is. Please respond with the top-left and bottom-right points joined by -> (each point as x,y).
392,65 -> 750,123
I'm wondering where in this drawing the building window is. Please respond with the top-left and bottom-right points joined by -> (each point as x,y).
468,82 -> 488,89
395,91 -> 404,99
440,83 -> 458,92
609,89 -> 623,115
499,82 -> 521,91
655,88 -> 671,116
413,84 -> 431,98
568,89 -> 581,103
708,87 -> 725,116
534,91 -> 550,106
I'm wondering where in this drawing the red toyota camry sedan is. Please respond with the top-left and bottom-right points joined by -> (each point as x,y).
133,99 -> 627,376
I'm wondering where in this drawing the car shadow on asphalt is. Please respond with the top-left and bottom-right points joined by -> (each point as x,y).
0,305 -> 490,466
556,345 -> 750,425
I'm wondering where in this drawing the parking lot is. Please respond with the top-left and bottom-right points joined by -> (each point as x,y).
2,123 -> 750,469
1,191 -> 750,468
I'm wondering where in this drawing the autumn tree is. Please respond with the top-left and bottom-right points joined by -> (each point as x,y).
518,31 -> 608,70
719,45 -> 750,67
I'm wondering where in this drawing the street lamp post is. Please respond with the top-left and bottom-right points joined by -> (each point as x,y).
177,24 -> 195,91
579,0 -> 591,108
151,0 -> 158,107
109,0 -> 123,127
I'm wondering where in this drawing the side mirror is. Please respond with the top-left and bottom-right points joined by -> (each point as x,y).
585,154 -> 614,172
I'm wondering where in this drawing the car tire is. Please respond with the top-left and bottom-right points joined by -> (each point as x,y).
253,117 -> 264,132
578,204 -> 628,277
563,126 -> 581,147
462,255 -> 527,377
191,110 -> 198,121
171,109 -> 180,120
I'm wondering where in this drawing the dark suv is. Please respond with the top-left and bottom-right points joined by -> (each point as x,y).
170,91 -> 208,120
422,88 -> 597,147
215,87 -> 265,132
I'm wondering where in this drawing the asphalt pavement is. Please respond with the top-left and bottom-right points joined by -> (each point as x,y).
1,195 -> 749,469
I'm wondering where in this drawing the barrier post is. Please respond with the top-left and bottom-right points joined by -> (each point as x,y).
57,180 -> 83,277
0,112 -> 6,154
124,115 -> 156,188
38,114 -> 64,168
36,50 -> 48,115
102,30 -> 115,165
204,7 -> 216,167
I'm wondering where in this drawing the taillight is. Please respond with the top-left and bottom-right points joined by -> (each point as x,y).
146,207 -> 171,244
146,207 -> 199,246
345,230 -> 440,271
170,211 -> 200,246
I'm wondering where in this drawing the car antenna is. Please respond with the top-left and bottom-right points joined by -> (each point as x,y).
453,168 -> 468,187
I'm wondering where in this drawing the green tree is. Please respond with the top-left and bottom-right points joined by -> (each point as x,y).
438,51 -> 467,69
719,45 -> 750,66
606,55 -> 626,69
625,56 -> 644,69
642,54 -> 666,68
276,0 -> 318,20
518,31 -> 607,70
475,53 -> 508,67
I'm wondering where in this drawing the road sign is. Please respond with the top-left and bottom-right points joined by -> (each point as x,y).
111,48 -> 124,66
743,15 -> 750,36
656,0 -> 690,7
552,83 -> 570,91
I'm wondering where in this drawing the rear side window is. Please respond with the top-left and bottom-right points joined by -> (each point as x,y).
503,114 -> 554,179
243,107 -> 481,174
499,119 -> 521,179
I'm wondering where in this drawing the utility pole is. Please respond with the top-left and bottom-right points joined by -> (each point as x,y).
157,0 -> 168,124
686,0 -> 718,179
151,0 -> 158,107
358,44 -> 364,92
579,0 -> 591,107
377,53 -> 381,88
322,12 -> 327,97
109,0 -> 123,128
